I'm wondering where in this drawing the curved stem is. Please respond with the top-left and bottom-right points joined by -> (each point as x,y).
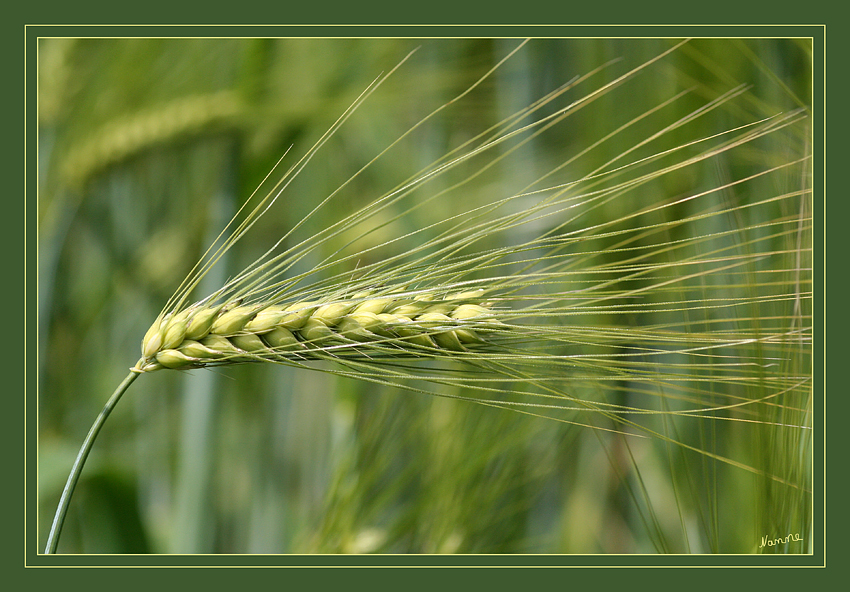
44,369 -> 141,554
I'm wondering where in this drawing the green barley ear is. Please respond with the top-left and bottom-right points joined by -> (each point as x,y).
134,289 -> 507,371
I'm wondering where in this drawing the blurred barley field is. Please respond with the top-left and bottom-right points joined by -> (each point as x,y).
37,37 -> 813,555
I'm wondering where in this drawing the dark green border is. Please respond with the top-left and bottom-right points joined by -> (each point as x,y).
19,23 -> 825,38
14,15 -> 840,588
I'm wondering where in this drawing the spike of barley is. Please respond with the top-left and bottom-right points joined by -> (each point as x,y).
136,290 -> 505,372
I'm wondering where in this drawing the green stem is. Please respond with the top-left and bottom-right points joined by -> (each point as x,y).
44,369 -> 141,554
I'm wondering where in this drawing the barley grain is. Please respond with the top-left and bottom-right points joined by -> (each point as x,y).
136,290 -> 504,372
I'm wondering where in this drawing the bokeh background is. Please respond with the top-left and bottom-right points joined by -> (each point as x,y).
37,37 -> 812,554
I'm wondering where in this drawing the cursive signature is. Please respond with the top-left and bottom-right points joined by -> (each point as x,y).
759,533 -> 802,548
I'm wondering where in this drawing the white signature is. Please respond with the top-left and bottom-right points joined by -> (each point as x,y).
759,533 -> 802,548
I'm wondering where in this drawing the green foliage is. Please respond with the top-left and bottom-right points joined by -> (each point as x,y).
38,38 -> 811,554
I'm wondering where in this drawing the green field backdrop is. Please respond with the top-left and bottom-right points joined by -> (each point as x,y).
37,37 -> 812,555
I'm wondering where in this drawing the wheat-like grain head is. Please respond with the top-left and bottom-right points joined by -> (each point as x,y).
135,288 -> 505,372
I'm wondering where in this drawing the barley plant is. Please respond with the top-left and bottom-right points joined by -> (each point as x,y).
38,37 -> 813,555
